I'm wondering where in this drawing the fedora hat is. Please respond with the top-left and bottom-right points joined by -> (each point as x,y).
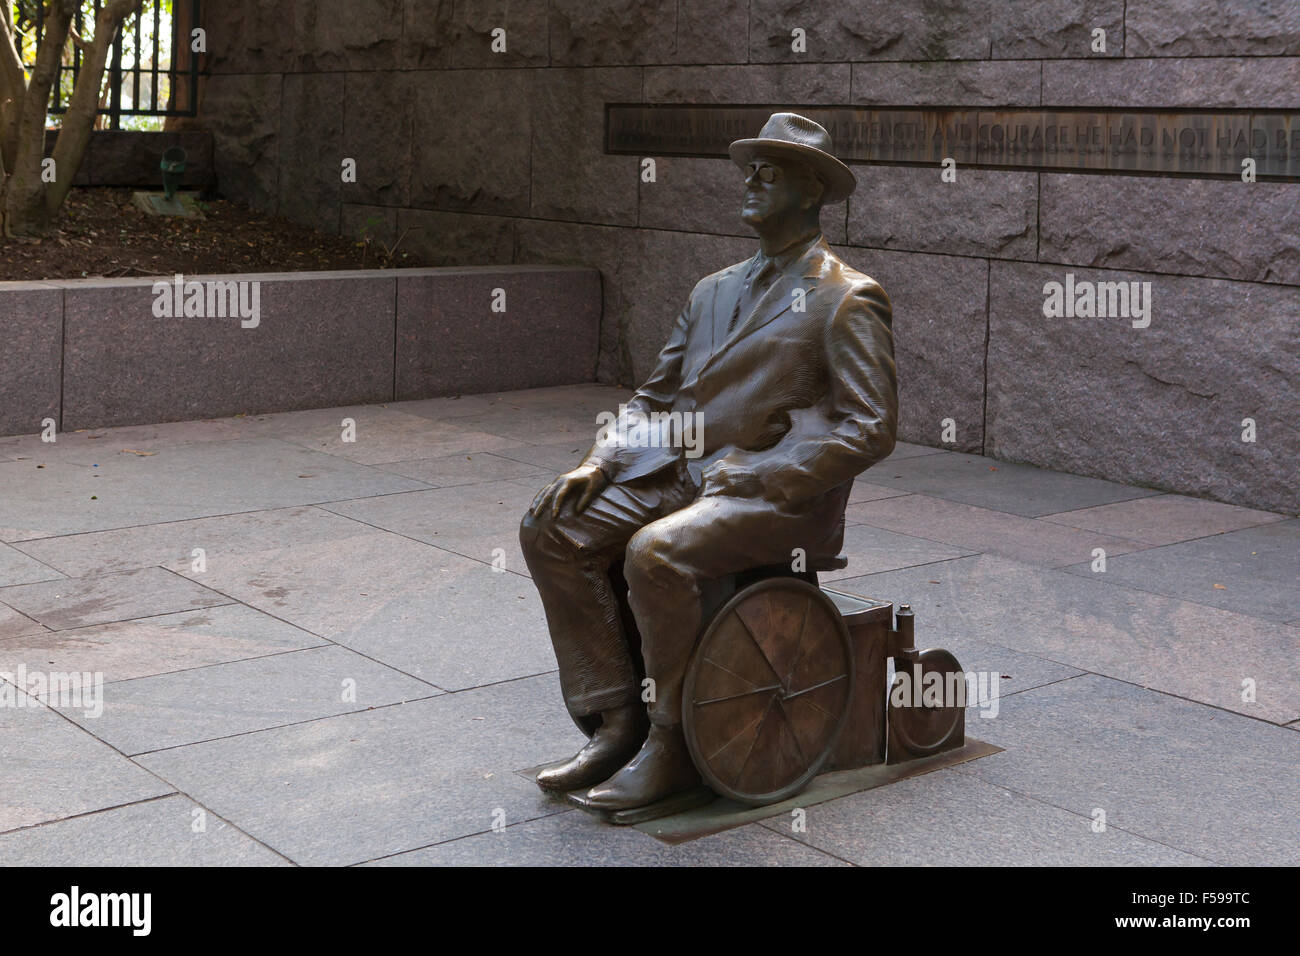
729,112 -> 856,204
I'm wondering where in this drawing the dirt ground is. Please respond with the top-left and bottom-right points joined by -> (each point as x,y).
0,187 -> 422,281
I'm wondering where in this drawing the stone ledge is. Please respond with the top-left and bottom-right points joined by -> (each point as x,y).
0,266 -> 601,437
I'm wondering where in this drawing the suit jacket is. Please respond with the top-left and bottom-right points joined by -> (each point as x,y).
585,234 -> 897,515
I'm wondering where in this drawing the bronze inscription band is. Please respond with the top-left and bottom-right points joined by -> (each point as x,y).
607,104 -> 1300,180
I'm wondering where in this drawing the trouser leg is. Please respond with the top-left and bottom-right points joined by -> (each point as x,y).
518,468 -> 695,718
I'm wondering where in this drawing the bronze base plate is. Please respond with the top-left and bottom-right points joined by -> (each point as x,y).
519,737 -> 1001,844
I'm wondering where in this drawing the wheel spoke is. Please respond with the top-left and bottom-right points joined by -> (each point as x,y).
696,684 -> 781,706
735,611 -> 783,683
783,673 -> 847,701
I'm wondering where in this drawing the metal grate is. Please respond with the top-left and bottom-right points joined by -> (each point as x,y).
15,0 -> 202,129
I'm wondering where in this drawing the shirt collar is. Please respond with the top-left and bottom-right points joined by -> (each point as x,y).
756,231 -> 823,273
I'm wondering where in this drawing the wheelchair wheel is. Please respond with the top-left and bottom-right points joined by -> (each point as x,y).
683,577 -> 853,806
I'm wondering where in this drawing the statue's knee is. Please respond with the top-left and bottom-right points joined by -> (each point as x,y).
625,528 -> 678,587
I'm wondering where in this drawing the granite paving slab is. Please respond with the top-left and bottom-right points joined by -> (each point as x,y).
953,675 -> 1300,866
0,603 -> 46,641
1062,519 -> 1300,624
0,543 -> 65,587
819,523 -> 977,583
320,479 -> 539,560
10,505 -> 378,578
882,441 -> 949,461
0,603 -> 324,685
376,452 -> 551,488
58,644 -> 440,755
0,438 -> 428,541
0,795 -> 289,866
845,482 -> 912,507
326,565 -> 555,691
215,404 -> 519,465
869,451 -> 1162,517
0,417 -> 246,461
0,690 -> 173,833
0,567 -> 231,631
169,528 -> 497,647
760,765 -> 1208,866
368,810 -> 843,866
834,554 -> 1300,723
135,674 -> 584,865
485,440 -> 597,475
1042,493 -> 1289,547
844,493 -> 1149,568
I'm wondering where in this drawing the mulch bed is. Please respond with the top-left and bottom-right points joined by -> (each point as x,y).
0,187 -> 423,281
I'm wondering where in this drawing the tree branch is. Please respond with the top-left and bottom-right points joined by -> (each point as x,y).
46,2 -> 143,212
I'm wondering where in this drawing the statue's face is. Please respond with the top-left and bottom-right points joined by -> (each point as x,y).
740,153 -> 819,228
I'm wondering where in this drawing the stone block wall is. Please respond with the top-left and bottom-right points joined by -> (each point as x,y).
194,1 -> 1299,512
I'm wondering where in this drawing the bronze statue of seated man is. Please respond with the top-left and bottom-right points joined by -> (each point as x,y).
519,113 -> 898,813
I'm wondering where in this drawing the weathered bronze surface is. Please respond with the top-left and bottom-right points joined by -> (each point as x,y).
608,105 -> 1300,180
522,112 -> 966,820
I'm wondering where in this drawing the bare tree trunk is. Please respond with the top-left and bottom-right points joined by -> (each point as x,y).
164,0 -> 198,131
2,0 -> 75,237
1,0 -> 143,237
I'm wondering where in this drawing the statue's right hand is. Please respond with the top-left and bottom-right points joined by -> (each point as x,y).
529,463 -> 609,518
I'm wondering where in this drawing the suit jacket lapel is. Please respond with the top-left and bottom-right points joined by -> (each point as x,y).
710,258 -> 753,356
718,238 -> 828,352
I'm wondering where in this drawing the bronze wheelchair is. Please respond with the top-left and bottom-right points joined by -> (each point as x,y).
571,555 -> 967,808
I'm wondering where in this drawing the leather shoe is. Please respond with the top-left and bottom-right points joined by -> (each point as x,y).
535,704 -> 646,792
573,723 -> 702,811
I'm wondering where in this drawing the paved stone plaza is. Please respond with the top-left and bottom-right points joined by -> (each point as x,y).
0,383 -> 1295,866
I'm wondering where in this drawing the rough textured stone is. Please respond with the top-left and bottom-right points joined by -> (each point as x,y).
848,166 -> 1037,260
395,267 -> 600,399
1041,173 -> 1300,286
398,208 -> 516,267
201,74 -> 281,211
62,273 -> 395,429
838,247 -> 987,454
202,0 -> 296,73
529,68 -> 642,225
402,0 -> 454,67
644,64 -> 851,103
987,261 -> 1299,514
549,0 -> 677,65
748,0 -> 992,61
1043,57 -> 1300,109
450,0 -> 549,67
619,229 -> 754,384
987,0 -> 1125,59
851,60 -> 1042,107
81,131 -> 213,188
514,219 -> 635,384
343,71 -> 413,208
278,73 -> 344,233
638,157 -> 849,244
674,0 -> 750,64
1127,0 -> 1300,56
411,70 -> 532,216
0,287 -> 61,439
292,0 -> 405,70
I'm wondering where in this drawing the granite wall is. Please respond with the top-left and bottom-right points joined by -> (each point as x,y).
193,0 -> 1299,513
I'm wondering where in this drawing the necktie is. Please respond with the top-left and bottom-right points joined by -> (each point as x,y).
728,256 -> 777,335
